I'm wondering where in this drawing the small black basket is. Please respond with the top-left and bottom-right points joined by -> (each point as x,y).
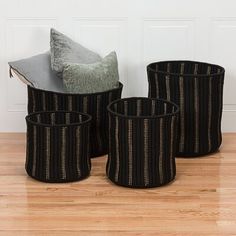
107,97 -> 179,188
147,61 -> 225,157
25,111 -> 91,183
27,83 -> 123,158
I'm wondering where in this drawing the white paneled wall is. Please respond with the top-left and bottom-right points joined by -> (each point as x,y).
0,0 -> 236,131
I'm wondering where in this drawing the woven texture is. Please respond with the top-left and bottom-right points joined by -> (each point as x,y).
27,83 -> 123,157
147,61 -> 225,156
25,111 -> 91,183
107,97 -> 179,188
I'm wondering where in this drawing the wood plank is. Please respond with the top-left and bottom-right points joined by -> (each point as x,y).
0,133 -> 235,235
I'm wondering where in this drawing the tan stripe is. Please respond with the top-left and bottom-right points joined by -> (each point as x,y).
78,114 -> 82,123
207,66 -> 211,75
207,66 -> 212,152
45,127 -> 50,180
83,96 -> 88,113
124,100 -> 128,115
36,114 -> 41,123
179,63 -> 185,152
107,115 -> 112,175
169,116 -> 175,179
76,126 -> 81,177
51,113 -> 55,125
166,63 -> 171,101
54,94 -> 58,110
68,96 -> 73,111
136,99 -> 141,116
159,118 -> 164,184
128,119 -> 133,186
164,103 -> 167,115
96,95 -> 102,152
42,92 -> 46,111
114,116 -> 119,182
144,119 -> 149,186
154,64 -> 159,98
65,112 -> 70,125
61,127 -> 67,179
32,126 -> 37,176
151,100 -> 155,116
194,64 -> 199,153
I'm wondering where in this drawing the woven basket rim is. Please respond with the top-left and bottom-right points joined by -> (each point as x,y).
28,82 -> 123,96
26,110 -> 92,127
147,60 -> 225,77
107,97 -> 179,119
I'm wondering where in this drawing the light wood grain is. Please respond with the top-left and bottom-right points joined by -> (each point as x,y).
0,133 -> 236,236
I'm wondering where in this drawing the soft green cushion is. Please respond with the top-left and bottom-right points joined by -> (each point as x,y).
63,51 -> 119,94
50,28 -> 102,76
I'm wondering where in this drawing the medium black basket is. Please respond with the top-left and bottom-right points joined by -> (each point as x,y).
27,83 -> 123,158
107,97 -> 179,188
25,111 -> 91,183
147,61 -> 225,157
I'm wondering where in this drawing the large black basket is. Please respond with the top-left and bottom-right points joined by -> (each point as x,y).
147,61 -> 225,156
27,83 -> 123,158
25,111 -> 91,183
107,97 -> 179,188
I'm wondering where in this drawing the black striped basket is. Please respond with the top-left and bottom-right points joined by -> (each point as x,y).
25,111 -> 91,183
107,97 -> 179,188
27,83 -> 123,158
147,61 -> 225,157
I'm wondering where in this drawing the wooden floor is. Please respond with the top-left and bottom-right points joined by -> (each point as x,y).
0,133 -> 236,236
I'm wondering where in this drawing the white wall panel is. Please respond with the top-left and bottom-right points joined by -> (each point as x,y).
143,19 -> 195,64
209,18 -> 236,131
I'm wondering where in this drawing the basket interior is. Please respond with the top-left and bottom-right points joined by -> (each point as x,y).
109,98 -> 178,117
148,61 -> 224,76
27,112 -> 90,126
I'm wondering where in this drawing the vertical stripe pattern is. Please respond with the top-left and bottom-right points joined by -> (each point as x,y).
114,116 -> 119,182
107,98 -> 178,188
179,74 -> 185,152
45,127 -> 50,180
147,61 -> 225,156
207,66 -> 212,152
166,62 -> 171,101
143,119 -> 149,186
25,111 -> 91,183
169,116 -> 175,179
32,126 -> 37,177
128,119 -> 133,186
27,84 -> 123,158
68,96 -> 73,111
42,92 -> 46,111
61,127 -> 67,180
76,126 -> 81,177
194,64 -> 199,153
53,94 -> 58,110
159,118 -> 164,184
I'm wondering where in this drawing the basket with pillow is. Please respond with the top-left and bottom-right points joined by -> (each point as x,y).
9,28 -> 123,158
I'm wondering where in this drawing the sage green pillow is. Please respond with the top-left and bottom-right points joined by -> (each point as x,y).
50,28 -> 102,76
63,51 -> 119,94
